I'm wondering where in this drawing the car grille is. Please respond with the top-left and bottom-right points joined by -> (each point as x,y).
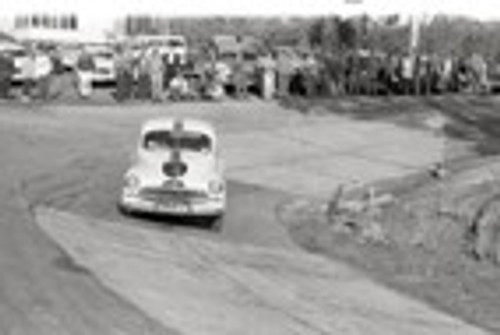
139,187 -> 207,202
96,68 -> 111,74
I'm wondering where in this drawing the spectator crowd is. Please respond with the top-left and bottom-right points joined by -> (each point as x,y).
0,42 -> 496,103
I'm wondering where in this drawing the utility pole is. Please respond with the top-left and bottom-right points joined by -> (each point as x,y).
409,15 -> 421,56
409,14 -> 423,95
344,0 -> 365,95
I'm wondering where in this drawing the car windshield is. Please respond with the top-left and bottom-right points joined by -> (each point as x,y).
143,130 -> 212,152
9,50 -> 26,57
167,39 -> 185,48
94,52 -> 114,59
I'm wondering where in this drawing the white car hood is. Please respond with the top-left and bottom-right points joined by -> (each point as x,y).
132,150 -> 220,189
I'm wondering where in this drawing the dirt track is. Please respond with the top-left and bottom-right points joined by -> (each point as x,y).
0,101 -> 302,334
0,100 -> 488,334
0,107 -> 174,334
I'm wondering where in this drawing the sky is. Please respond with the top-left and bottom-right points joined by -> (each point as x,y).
3,0 -> 499,21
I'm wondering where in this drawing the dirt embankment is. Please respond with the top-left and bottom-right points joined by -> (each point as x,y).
279,159 -> 500,334
279,96 -> 500,334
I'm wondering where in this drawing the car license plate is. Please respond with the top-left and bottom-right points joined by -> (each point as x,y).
156,201 -> 187,212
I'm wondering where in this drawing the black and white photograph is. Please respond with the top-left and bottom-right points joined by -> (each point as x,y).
0,0 -> 500,334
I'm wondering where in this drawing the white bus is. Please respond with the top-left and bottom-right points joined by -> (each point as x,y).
129,35 -> 187,64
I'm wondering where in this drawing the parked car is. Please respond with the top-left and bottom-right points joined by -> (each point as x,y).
487,63 -> 500,93
84,45 -> 116,84
4,47 -> 29,83
59,44 -> 81,70
119,118 -> 226,229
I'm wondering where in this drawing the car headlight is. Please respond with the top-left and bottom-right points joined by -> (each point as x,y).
208,180 -> 225,195
124,174 -> 140,190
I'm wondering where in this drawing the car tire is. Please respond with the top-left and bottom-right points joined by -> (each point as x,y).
117,202 -> 132,216
209,214 -> 224,232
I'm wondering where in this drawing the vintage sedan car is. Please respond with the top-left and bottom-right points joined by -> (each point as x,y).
5,47 -> 29,83
119,118 -> 226,228
85,45 -> 116,84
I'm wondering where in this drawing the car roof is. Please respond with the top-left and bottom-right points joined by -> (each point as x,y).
140,118 -> 216,137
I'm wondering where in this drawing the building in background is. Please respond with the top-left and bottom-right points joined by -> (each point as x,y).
123,15 -> 170,36
2,13 -> 115,45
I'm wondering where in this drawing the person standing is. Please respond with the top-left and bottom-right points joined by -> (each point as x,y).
114,48 -> 134,102
470,53 -> 489,93
212,60 -> 230,98
441,57 -> 454,92
232,60 -> 247,99
276,49 -> 294,98
135,50 -> 151,100
75,48 -> 96,98
169,71 -> 189,101
401,55 -> 414,95
21,49 -> 36,102
163,58 -> 176,92
33,49 -> 53,101
48,48 -> 65,100
0,52 -> 15,99
259,54 -> 276,100
200,64 -> 214,99
303,53 -> 317,98
149,48 -> 164,102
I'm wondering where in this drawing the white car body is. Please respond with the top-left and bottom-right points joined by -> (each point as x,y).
2,47 -> 29,82
85,45 -> 116,83
120,118 -> 226,220
59,45 -> 81,70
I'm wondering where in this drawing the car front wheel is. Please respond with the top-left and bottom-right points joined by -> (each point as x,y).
117,202 -> 132,216
208,214 -> 224,232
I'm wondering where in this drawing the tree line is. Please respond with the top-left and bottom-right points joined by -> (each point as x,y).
167,15 -> 500,62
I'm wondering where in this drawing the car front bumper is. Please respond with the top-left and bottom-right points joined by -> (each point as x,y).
119,193 -> 225,217
91,72 -> 116,83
